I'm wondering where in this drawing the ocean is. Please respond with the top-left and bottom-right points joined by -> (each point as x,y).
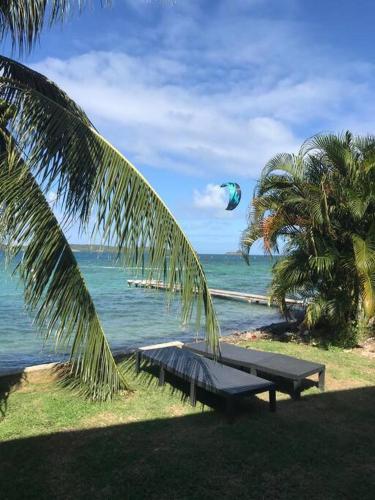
0,252 -> 282,374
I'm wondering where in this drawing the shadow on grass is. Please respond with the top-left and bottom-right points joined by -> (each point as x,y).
0,373 -> 24,420
1,385 -> 374,500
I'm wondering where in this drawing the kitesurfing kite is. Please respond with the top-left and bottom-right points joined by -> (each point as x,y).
220,182 -> 241,210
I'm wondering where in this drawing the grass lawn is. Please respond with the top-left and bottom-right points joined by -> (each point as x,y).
0,340 -> 374,499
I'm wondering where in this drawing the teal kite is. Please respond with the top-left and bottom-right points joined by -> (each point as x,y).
220,182 -> 241,210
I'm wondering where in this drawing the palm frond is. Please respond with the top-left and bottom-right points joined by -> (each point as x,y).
0,136 -> 128,400
0,56 -> 91,124
308,254 -> 335,274
346,192 -> 370,220
0,56 -> 96,223
352,233 -> 375,276
304,132 -> 352,177
352,232 -> 375,318
240,222 -> 262,263
305,297 -> 327,327
89,131 -> 220,346
0,1 -> 110,53
0,58 -> 220,356
260,153 -> 304,183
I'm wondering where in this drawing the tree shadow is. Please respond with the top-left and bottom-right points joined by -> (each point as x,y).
123,358 -> 229,412
0,372 -> 24,420
0,385 -> 374,499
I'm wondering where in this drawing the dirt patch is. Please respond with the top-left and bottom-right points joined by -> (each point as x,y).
0,367 -> 61,393
324,375 -> 367,391
81,411 -> 136,428
223,330 -> 269,344
168,404 -> 186,417
16,380 -> 58,394
353,337 -> 375,358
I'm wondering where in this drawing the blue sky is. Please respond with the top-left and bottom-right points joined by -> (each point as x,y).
9,0 -> 375,253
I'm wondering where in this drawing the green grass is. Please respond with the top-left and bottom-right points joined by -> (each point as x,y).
1,340 -> 374,499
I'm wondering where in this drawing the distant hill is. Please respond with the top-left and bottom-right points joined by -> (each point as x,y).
72,245 -> 246,256
0,243 -> 120,254
1,243 -> 249,256
70,244 -> 118,253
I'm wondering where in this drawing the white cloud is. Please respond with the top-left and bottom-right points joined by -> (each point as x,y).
31,1 -> 375,184
33,45 -> 375,182
193,184 -> 227,211
32,51 -> 301,178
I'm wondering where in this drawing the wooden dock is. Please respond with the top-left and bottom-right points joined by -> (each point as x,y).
127,279 -> 304,307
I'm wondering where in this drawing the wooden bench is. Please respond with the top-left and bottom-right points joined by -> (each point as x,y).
136,346 -> 276,416
184,341 -> 326,400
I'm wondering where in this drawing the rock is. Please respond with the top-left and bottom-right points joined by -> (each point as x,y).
257,320 -> 300,337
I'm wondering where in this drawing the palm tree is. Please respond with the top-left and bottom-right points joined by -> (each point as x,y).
0,2 -> 220,400
241,132 -> 375,346
0,0 -> 112,53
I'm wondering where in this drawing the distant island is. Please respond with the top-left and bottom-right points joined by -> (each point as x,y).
70,244 -> 119,253
72,246 -> 245,256
1,244 -> 251,257
0,243 -> 114,253
1,244 -> 248,256
71,246 -> 245,255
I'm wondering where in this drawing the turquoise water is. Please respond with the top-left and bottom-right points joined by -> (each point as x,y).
0,252 -> 281,373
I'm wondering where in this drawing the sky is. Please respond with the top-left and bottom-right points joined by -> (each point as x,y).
7,0 -> 375,253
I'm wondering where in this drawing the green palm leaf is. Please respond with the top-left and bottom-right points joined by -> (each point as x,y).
0,55 -> 91,124
352,232 -> 375,318
0,57 -> 220,398
0,55 -> 97,223
88,130 -> 219,343
0,135 -> 128,400
0,1 -> 110,53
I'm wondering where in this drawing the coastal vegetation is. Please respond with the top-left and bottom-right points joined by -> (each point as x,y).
1,339 -> 374,499
0,1 -> 219,401
242,132 -> 375,347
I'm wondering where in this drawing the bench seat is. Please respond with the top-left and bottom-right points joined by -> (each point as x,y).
136,346 -> 276,415
184,341 -> 325,400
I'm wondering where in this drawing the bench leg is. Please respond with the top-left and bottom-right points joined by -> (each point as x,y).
158,367 -> 165,387
292,380 -> 301,400
318,369 -> 325,392
135,351 -> 141,374
269,389 -> 276,412
190,381 -> 197,407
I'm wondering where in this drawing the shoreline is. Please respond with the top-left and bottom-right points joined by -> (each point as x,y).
0,320 -> 302,379
0,320 -> 298,380
1,327 -> 373,382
